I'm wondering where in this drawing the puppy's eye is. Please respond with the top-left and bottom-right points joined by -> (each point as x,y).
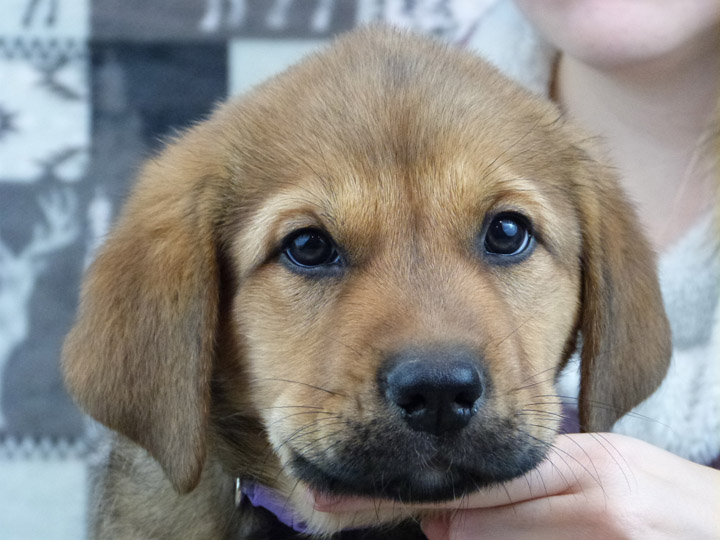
283,228 -> 340,269
484,213 -> 532,257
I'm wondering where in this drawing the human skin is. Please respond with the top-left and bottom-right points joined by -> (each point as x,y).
512,0 -> 720,69
312,433 -> 720,540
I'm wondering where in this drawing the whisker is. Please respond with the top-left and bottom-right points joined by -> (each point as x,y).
265,410 -> 337,429
516,428 -> 588,495
510,373 -> 559,393
515,364 -> 560,384
478,116 -> 544,180
253,377 -> 347,397
261,417 -> 345,474
499,482 -> 519,516
324,334 -> 379,360
515,408 -> 571,421
214,403 -> 334,422
281,477 -> 303,524
587,432 -> 634,490
488,313 -> 537,351
526,394 -> 674,430
259,405 -> 328,411
276,417 -> 344,450
292,422 -> 352,456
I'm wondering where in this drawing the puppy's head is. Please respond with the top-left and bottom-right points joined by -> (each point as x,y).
63,27 -> 670,530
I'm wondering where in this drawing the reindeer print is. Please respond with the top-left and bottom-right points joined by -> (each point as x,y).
0,189 -> 79,428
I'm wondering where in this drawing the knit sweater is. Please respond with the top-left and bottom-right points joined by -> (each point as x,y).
460,0 -> 720,469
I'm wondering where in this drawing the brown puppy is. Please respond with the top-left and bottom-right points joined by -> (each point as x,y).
63,27 -> 671,539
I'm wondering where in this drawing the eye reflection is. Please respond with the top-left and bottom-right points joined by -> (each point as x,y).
283,228 -> 340,268
484,213 -> 532,257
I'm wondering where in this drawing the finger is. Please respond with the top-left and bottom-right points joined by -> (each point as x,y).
421,493 -> 604,540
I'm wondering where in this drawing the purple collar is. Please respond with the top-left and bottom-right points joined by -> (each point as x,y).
238,479 -> 311,533
238,480 -> 371,535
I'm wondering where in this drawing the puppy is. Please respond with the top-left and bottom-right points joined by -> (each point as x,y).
63,27 -> 671,539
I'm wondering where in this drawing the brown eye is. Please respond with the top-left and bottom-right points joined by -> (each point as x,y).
283,228 -> 340,268
484,213 -> 532,257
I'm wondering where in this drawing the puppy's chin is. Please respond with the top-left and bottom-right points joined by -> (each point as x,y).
277,414 -> 548,503
277,443 -> 546,535
289,445 -> 545,503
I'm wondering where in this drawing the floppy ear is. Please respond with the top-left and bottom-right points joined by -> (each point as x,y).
574,148 -> 672,432
63,131 -> 223,493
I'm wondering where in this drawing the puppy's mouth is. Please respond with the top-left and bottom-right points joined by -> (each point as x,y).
291,452 -> 486,501
286,427 -> 547,502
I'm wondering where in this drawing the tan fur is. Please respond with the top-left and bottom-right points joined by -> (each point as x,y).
63,27 -> 671,539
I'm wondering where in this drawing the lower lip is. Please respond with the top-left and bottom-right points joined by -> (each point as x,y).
291,451 -> 476,502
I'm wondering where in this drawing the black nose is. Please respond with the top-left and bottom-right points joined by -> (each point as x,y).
381,347 -> 484,435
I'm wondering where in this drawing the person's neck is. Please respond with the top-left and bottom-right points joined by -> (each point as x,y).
555,36 -> 719,251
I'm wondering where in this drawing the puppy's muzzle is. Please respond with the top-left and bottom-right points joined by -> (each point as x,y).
380,347 -> 485,435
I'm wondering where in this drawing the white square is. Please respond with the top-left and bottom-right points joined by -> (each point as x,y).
229,39 -> 326,96
0,0 -> 89,39
0,47 -> 89,182
0,457 -> 87,540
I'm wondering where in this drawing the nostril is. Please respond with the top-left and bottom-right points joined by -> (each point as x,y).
397,394 -> 426,415
454,390 -> 480,410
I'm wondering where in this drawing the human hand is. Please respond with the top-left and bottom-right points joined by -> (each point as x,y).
312,433 -> 720,540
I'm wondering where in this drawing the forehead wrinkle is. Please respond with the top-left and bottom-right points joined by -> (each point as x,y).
486,177 -> 579,260
332,167 -> 413,256
235,184 -> 331,278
